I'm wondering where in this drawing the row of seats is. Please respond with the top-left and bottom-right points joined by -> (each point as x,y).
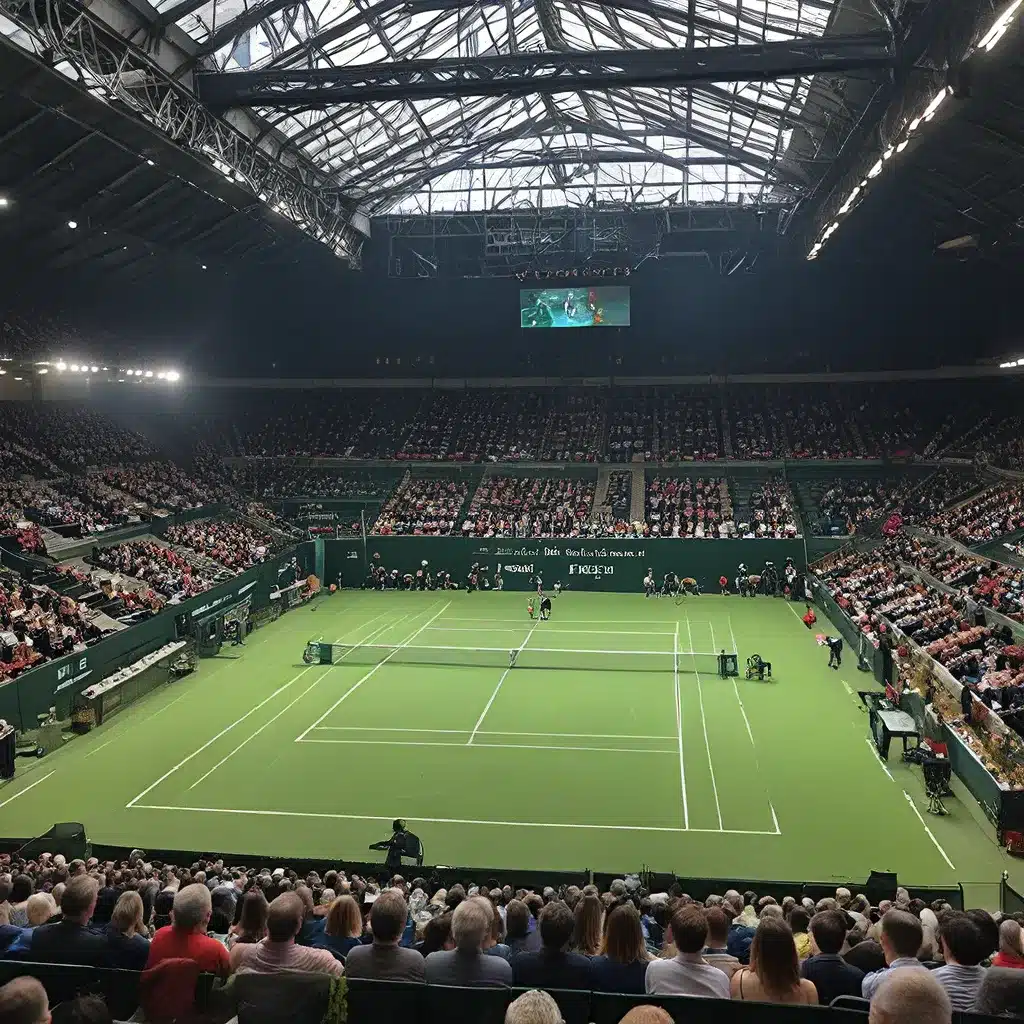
3,964 -> 1001,1024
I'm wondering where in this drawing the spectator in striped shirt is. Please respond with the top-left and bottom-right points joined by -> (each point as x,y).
931,912 -> 990,1011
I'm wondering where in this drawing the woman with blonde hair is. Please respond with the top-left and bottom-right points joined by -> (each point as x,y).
25,893 -> 57,928
591,903 -> 653,993
228,889 -> 269,947
311,895 -> 364,960
731,915 -> 818,1004
105,891 -> 150,970
571,894 -> 603,956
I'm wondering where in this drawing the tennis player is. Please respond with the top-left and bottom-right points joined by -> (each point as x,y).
539,593 -> 553,620
644,570 -> 656,597
527,597 -> 536,619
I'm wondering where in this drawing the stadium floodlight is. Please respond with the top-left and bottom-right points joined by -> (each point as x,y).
37,368 -> 47,374
144,370 -> 153,378
0,197 -> 8,208
70,363 -> 79,372
897,140 -> 909,153
91,365 -> 98,372
166,370 -> 181,382
922,89 -> 949,121
56,361 -> 66,371
156,371 -> 166,380
67,220 -> 78,229
867,160 -> 883,178
980,0 -> 1023,50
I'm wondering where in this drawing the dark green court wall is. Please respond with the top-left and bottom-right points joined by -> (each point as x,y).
325,537 -> 804,592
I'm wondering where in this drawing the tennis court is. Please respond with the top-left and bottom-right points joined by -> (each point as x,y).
0,591 -> 1013,888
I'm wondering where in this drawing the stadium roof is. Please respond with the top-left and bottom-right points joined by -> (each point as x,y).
167,0 -> 880,215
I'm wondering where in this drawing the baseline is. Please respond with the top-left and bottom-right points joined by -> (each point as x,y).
130,802 -> 782,836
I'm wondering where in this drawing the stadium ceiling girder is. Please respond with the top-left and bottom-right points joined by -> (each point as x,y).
196,33 -> 895,106
180,0 -> 835,70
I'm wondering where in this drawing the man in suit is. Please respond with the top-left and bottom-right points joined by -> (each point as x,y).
424,897 -> 512,988
802,910 -> 865,1006
512,901 -> 593,990
29,876 -> 109,966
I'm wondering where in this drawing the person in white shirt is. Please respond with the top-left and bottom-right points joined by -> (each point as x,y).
645,905 -> 730,998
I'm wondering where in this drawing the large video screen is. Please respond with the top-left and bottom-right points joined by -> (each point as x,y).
520,286 -> 630,328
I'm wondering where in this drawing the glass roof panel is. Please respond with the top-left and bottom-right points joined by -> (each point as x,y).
162,0 -> 840,211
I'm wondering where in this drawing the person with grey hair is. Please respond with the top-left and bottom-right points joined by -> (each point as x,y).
976,966 -> 1024,1015
609,880 -> 627,898
425,896 -> 513,987
146,883 -> 230,974
994,917 -> 1024,969
505,989 -> 561,1024
868,969 -> 951,1024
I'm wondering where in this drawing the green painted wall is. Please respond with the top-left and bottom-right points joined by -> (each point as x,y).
326,537 -> 805,592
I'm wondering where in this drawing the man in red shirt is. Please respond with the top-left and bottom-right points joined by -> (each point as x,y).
146,884 -> 230,975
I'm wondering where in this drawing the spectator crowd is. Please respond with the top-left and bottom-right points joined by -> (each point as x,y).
0,853 -> 1017,1022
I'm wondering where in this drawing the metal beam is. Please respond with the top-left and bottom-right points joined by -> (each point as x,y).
197,32 -> 896,108
460,152 -> 760,169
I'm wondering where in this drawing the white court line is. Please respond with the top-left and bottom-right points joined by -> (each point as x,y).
673,620 -> 689,830
437,618 -> 686,625
841,678 -> 854,696
294,602 -> 452,743
684,616 -> 723,831
188,613 -> 409,791
300,739 -> 676,754
130,802 -> 783,836
865,738 -> 895,781
0,770 -> 56,810
786,602 -> 806,623
467,618 -> 541,745
427,626 -> 676,636
83,738 -> 118,759
729,671 -> 782,836
313,727 -> 676,740
708,620 -> 718,653
727,614 -> 739,655
904,790 -> 957,871
125,608 -> 400,808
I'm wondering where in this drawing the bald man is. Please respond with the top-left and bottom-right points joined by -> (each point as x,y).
869,970 -> 952,1024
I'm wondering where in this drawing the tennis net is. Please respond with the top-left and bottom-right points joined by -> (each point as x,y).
303,641 -> 738,676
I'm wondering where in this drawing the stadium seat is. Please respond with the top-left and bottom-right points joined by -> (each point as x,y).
512,986 -> 590,1024
347,977 -> 425,1024
590,993 -> 868,1024
829,995 -> 869,1012
423,983 -> 509,1024
0,961 -> 142,1021
232,970 -> 333,1024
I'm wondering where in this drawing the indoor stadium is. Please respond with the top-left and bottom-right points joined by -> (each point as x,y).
0,0 -> 1022,1018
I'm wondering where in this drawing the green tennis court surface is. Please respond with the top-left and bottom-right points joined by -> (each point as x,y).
0,592 -> 1015,891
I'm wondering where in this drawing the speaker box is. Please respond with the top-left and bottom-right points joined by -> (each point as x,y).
865,870 -> 899,907
19,822 -> 88,861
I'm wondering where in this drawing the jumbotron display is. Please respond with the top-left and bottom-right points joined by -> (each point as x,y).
520,286 -> 630,328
